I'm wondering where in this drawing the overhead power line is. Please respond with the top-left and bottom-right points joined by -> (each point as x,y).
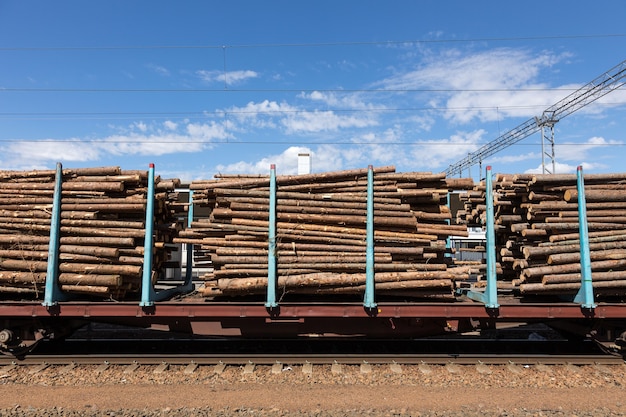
0,33 -> 624,51
445,58 -> 626,176
0,87 -> 589,93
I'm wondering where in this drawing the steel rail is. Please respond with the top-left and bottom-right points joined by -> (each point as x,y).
2,353 -> 623,366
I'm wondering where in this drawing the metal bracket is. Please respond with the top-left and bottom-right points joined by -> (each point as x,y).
458,166 -> 499,309
573,166 -> 596,309
140,163 -> 194,307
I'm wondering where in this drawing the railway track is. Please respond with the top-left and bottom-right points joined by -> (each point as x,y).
3,322 -> 623,367
1,352 -> 623,366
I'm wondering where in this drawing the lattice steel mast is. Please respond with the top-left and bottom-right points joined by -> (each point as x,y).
445,59 -> 626,177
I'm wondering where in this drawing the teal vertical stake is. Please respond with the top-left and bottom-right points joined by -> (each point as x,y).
483,165 -> 499,309
185,190 -> 195,284
574,166 -> 596,308
265,164 -> 278,308
140,163 -> 156,307
460,166 -> 499,309
444,192 -> 452,258
364,165 -> 377,309
43,162 -> 65,306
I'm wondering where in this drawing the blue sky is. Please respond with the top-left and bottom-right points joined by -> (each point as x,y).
1,1 -> 625,181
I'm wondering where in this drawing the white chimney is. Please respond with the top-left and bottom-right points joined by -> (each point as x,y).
298,153 -> 311,175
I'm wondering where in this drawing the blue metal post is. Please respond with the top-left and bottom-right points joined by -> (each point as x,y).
483,166 -> 499,308
364,165 -> 377,309
265,164 -> 278,308
43,162 -> 66,306
185,190 -> 195,284
140,163 -> 156,307
461,166 -> 499,309
574,166 -> 596,308
444,192 -> 452,259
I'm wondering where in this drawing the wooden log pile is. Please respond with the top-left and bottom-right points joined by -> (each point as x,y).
0,166 -> 181,299
458,172 -> 626,298
176,166 -> 474,300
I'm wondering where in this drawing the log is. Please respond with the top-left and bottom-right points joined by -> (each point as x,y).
564,189 -> 626,203
524,239 -> 626,259
210,254 -> 394,265
59,274 -> 123,286
520,280 -> 626,294
212,207 -> 419,228
521,259 -> 626,280
0,271 -> 46,284
543,270 -> 626,284
547,249 -> 626,265
216,273 -> 454,294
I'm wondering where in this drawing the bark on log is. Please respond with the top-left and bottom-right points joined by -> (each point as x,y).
521,259 -> 626,280
542,270 -> 626,284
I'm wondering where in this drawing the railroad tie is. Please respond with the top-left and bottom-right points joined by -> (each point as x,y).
534,363 -> 552,374
594,363 -> 612,375
60,362 -> 77,375
390,362 -> 403,374
95,362 -> 110,373
153,362 -> 169,374
243,362 -> 255,374
418,362 -> 432,375
302,362 -> 313,374
331,361 -> 343,375
184,362 -> 199,374
506,362 -> 524,375
445,362 -> 461,374
271,362 -> 283,374
28,363 -> 49,375
0,363 -> 16,375
565,363 -> 580,374
476,362 -> 492,375
212,362 -> 226,374
123,361 -> 140,374
360,362 -> 372,374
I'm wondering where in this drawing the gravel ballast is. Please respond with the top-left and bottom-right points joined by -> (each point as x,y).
0,362 -> 624,416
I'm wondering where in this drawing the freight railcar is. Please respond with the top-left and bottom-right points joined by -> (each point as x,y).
0,163 -> 625,357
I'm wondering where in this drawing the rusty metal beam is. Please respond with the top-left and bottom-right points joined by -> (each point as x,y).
0,302 -> 625,320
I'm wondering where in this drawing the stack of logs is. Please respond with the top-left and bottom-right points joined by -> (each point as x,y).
176,166 -> 475,300
458,172 -> 626,297
0,166 -> 181,299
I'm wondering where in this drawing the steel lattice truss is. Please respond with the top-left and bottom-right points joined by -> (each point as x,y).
445,59 -> 626,177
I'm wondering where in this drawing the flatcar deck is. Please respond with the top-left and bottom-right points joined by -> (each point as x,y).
1,300 -> 625,319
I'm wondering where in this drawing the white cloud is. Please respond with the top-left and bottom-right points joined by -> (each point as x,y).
147,64 -> 170,77
215,146 -> 313,175
214,144 -> 373,176
301,90 -> 378,110
196,69 -> 259,85
6,139 -> 102,166
556,136 -> 622,161
185,121 -> 232,141
489,151 -> 540,164
282,110 -> 377,133
523,161 -> 606,175
0,119 -> 237,169
521,136 -> 619,174
410,130 -> 487,170
96,122 -> 231,156
163,120 -> 178,131
224,99 -> 378,134
225,100 -> 293,129
133,121 -> 148,132
377,48 -> 572,124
